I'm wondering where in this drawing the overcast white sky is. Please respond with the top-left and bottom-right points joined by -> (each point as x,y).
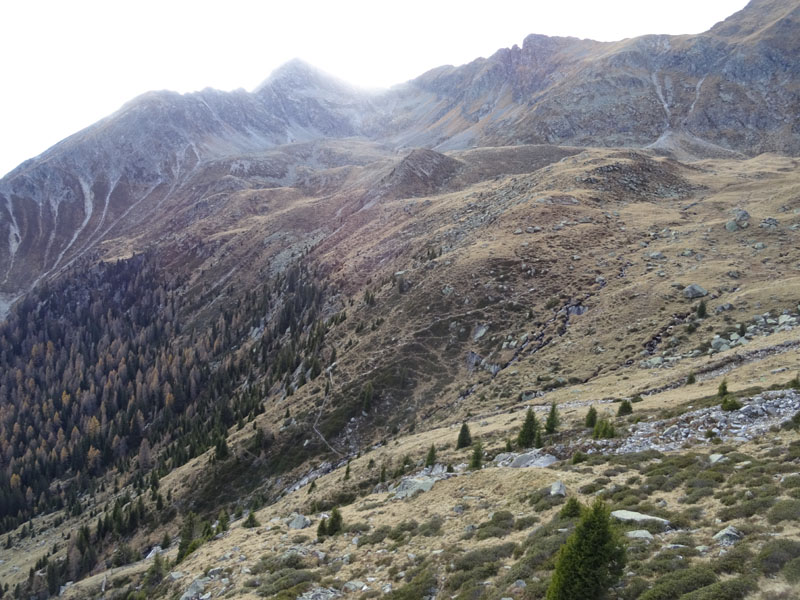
0,0 -> 749,177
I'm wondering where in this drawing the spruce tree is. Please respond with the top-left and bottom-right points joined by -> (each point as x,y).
617,399 -> 633,417
177,512 -> 197,562
243,511 -> 260,528
585,406 -> 598,429
469,441 -> 483,470
327,507 -> 343,535
546,499 -> 625,600
425,444 -> 436,467
534,429 -> 543,449
545,402 -> 560,434
456,423 -> 472,449
518,408 -> 540,448
317,518 -> 327,538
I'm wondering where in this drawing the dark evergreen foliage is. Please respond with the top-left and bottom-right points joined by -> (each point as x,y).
456,423 -> 472,449
546,499 -> 625,600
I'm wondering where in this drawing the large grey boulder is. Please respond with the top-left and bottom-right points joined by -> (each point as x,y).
625,530 -> 655,541
683,284 -> 708,299
713,525 -> 743,545
297,588 -> 341,600
509,451 -> 557,468
343,581 -> 366,592
179,578 -> 209,600
393,476 -> 435,500
611,510 -> 670,526
286,513 -> 312,530
550,481 -> 567,497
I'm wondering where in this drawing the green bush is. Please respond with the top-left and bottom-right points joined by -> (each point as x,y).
388,519 -> 418,543
476,511 -> 515,540
767,499 -> 800,524
757,539 -> 800,575
782,475 -> 800,489
710,543 -> 752,575
781,556 -> 800,584
546,499 -> 625,600
385,569 -> 436,600
718,496 -> 774,521
452,542 -> 516,572
679,576 -> 757,600
638,566 -> 717,600
258,568 -> 319,598
358,525 -> 391,546
720,396 -> 742,411
559,497 -> 582,519
418,515 -> 443,537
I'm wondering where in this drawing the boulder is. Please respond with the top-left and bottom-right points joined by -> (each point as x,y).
713,525 -> 743,545
683,284 -> 708,299
297,588 -> 341,600
179,578 -> 209,600
611,510 -> 670,526
509,451 -> 557,468
393,476 -> 435,500
286,513 -> 312,530
625,530 -> 655,541
550,481 -> 567,497
343,580 -> 366,592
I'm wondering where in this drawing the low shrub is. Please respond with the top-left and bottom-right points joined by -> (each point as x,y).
476,511 -> 515,540
757,539 -> 800,575
638,566 -> 717,600
767,499 -> 800,524
710,543 -> 753,575
452,542 -> 516,572
679,576 -> 757,600
781,556 -> 800,584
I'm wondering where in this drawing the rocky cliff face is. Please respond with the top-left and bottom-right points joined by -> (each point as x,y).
1,0 -> 798,307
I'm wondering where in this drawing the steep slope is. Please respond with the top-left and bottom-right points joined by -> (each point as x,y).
387,0 -> 800,155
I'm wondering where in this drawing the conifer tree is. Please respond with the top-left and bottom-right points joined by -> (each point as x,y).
546,499 -> 625,600
469,441 -> 483,470
327,507 -> 343,535
545,402 -> 560,434
242,511 -> 260,528
518,408 -> 540,448
425,444 -> 436,467
317,518 -> 327,538
585,406 -> 598,429
456,423 -> 472,449
617,399 -> 633,417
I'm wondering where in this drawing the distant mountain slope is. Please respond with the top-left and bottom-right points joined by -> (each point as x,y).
1,0 -> 798,307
